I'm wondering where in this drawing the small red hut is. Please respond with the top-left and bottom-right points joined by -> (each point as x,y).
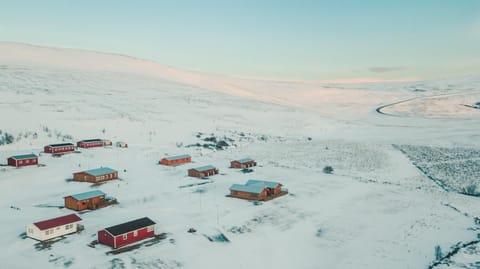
230,158 -> 257,169
64,190 -> 109,211
8,154 -> 38,167
44,143 -> 75,154
188,165 -> 219,178
97,217 -> 156,249
160,154 -> 191,166
76,139 -> 104,148
73,167 -> 118,183
229,179 -> 287,201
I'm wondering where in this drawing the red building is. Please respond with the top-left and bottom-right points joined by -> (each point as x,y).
229,179 -> 288,201
98,217 -> 156,249
73,167 -> 118,183
44,143 -> 75,154
230,158 -> 257,169
64,190 -> 109,211
188,165 -> 219,178
77,139 -> 104,148
8,154 -> 38,167
159,154 -> 191,166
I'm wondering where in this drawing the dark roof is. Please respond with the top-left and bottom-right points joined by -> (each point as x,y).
80,139 -> 102,143
10,154 -> 38,160
105,217 -> 156,236
48,143 -> 74,147
33,214 -> 82,231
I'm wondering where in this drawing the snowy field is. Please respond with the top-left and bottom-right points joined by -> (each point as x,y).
1,42 -> 480,269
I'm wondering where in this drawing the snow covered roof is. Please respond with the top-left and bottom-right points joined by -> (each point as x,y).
105,217 -> 156,236
68,190 -> 106,201
230,183 -> 265,194
163,154 -> 191,161
84,167 -> 117,176
9,154 -> 37,160
33,214 -> 82,231
192,165 -> 216,172
230,179 -> 281,194
246,179 -> 280,189
48,143 -> 74,147
234,158 -> 255,163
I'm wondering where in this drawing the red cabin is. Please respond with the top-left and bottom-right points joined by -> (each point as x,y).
188,165 -> 219,178
160,154 -> 191,166
44,143 -> 75,154
230,158 -> 257,169
229,179 -> 288,201
98,217 -> 156,249
77,139 -> 104,148
8,154 -> 38,167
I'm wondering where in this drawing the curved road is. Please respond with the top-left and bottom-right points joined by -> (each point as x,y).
375,90 -> 480,117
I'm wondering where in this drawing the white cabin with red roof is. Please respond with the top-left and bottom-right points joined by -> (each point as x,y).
26,214 -> 82,241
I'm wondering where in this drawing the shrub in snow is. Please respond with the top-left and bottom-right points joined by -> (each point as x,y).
323,166 -> 334,174
434,245 -> 443,261
462,184 -> 478,196
0,132 -> 14,145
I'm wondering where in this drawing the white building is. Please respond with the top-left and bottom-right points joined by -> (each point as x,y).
27,214 -> 82,241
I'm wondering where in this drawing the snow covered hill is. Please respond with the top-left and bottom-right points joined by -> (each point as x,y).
1,42 -> 480,269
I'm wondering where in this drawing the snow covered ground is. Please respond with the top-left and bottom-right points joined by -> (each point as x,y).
1,42 -> 480,269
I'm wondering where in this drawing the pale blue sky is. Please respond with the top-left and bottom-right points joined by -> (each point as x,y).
1,0 -> 479,80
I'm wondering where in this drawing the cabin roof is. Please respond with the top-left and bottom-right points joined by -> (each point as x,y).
10,154 -> 37,160
192,165 -> 216,172
246,179 -> 280,189
68,190 -> 106,201
105,217 -> 156,236
229,183 -> 265,194
33,214 -> 82,231
80,139 -> 102,143
234,158 -> 254,163
163,154 -> 191,161
48,143 -> 74,147
83,167 -> 117,176
230,179 -> 281,194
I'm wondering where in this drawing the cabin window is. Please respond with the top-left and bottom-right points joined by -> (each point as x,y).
133,230 -> 138,237
123,234 -> 127,240
147,225 -> 154,232
250,193 -> 259,197
231,191 -> 238,195
25,159 -> 30,164
28,228 -> 33,234
19,160 -> 23,164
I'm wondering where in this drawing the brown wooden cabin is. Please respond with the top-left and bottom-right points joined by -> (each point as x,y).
230,158 -> 257,169
188,165 -> 219,178
229,179 -> 287,201
73,167 -> 118,183
64,190 -> 107,211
